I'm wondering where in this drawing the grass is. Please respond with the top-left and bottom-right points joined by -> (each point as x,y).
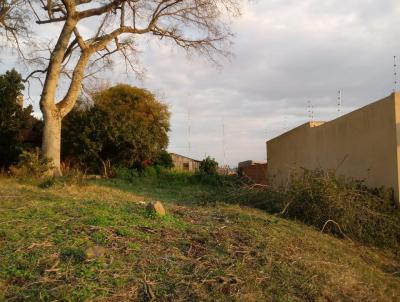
0,175 -> 400,301
104,170 -> 400,252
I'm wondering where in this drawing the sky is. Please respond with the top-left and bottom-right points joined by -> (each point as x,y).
2,0 -> 400,167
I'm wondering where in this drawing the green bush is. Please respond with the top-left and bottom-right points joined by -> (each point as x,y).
62,85 -> 170,173
114,165 -> 238,191
199,156 -> 218,175
141,166 -> 158,177
9,148 -> 53,178
153,150 -> 174,169
115,166 -> 140,181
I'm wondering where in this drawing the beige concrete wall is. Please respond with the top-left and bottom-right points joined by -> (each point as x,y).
267,93 -> 400,203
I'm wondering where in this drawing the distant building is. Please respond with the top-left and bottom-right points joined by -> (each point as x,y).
238,160 -> 268,185
267,93 -> 400,205
170,153 -> 200,172
217,165 -> 237,176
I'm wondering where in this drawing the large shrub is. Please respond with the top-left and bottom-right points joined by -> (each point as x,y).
62,85 -> 170,172
199,156 -> 218,175
153,150 -> 174,169
0,69 -> 41,168
282,169 -> 400,250
61,103 -> 104,171
224,169 -> 400,252
9,148 -> 53,178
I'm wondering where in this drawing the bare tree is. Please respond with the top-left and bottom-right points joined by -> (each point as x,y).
0,0 -> 29,41
8,0 -> 241,176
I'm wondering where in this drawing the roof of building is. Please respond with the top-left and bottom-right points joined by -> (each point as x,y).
238,160 -> 267,168
169,153 -> 201,162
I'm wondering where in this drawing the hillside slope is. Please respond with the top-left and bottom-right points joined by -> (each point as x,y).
0,177 -> 399,301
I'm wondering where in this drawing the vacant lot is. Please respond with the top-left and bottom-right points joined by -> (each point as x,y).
0,176 -> 399,301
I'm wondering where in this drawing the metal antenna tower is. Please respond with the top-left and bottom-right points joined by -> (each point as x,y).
337,90 -> 342,114
219,94 -> 227,165
221,117 -> 226,164
394,56 -> 398,93
187,94 -> 191,155
311,104 -> 314,122
307,100 -> 311,121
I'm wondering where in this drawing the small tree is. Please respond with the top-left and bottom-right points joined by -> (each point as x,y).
199,156 -> 218,175
62,84 -> 170,172
0,69 -> 40,168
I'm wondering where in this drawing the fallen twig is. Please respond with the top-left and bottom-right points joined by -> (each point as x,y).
143,274 -> 156,301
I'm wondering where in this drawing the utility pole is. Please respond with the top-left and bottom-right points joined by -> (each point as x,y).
221,117 -> 226,164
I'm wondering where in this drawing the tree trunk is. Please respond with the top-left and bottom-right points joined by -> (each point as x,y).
39,17 -> 77,177
42,108 -> 62,177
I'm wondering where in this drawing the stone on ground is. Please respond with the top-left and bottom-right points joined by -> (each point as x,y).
146,201 -> 166,217
85,245 -> 106,259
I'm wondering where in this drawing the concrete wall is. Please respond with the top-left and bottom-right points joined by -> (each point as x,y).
267,93 -> 400,203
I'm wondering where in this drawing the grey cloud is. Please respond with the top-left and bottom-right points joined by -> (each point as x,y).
2,0 -> 400,167
130,0 -> 400,166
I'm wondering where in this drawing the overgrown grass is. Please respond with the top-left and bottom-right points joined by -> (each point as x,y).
280,170 -> 400,252
219,170 -> 400,253
107,169 -> 400,253
109,168 -> 239,205
1,172 -> 400,301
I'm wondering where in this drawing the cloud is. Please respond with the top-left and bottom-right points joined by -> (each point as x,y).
114,0 -> 400,166
2,0 -> 400,167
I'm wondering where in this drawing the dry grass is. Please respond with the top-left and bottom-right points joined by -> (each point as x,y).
217,169 -> 400,252
0,176 -> 399,301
